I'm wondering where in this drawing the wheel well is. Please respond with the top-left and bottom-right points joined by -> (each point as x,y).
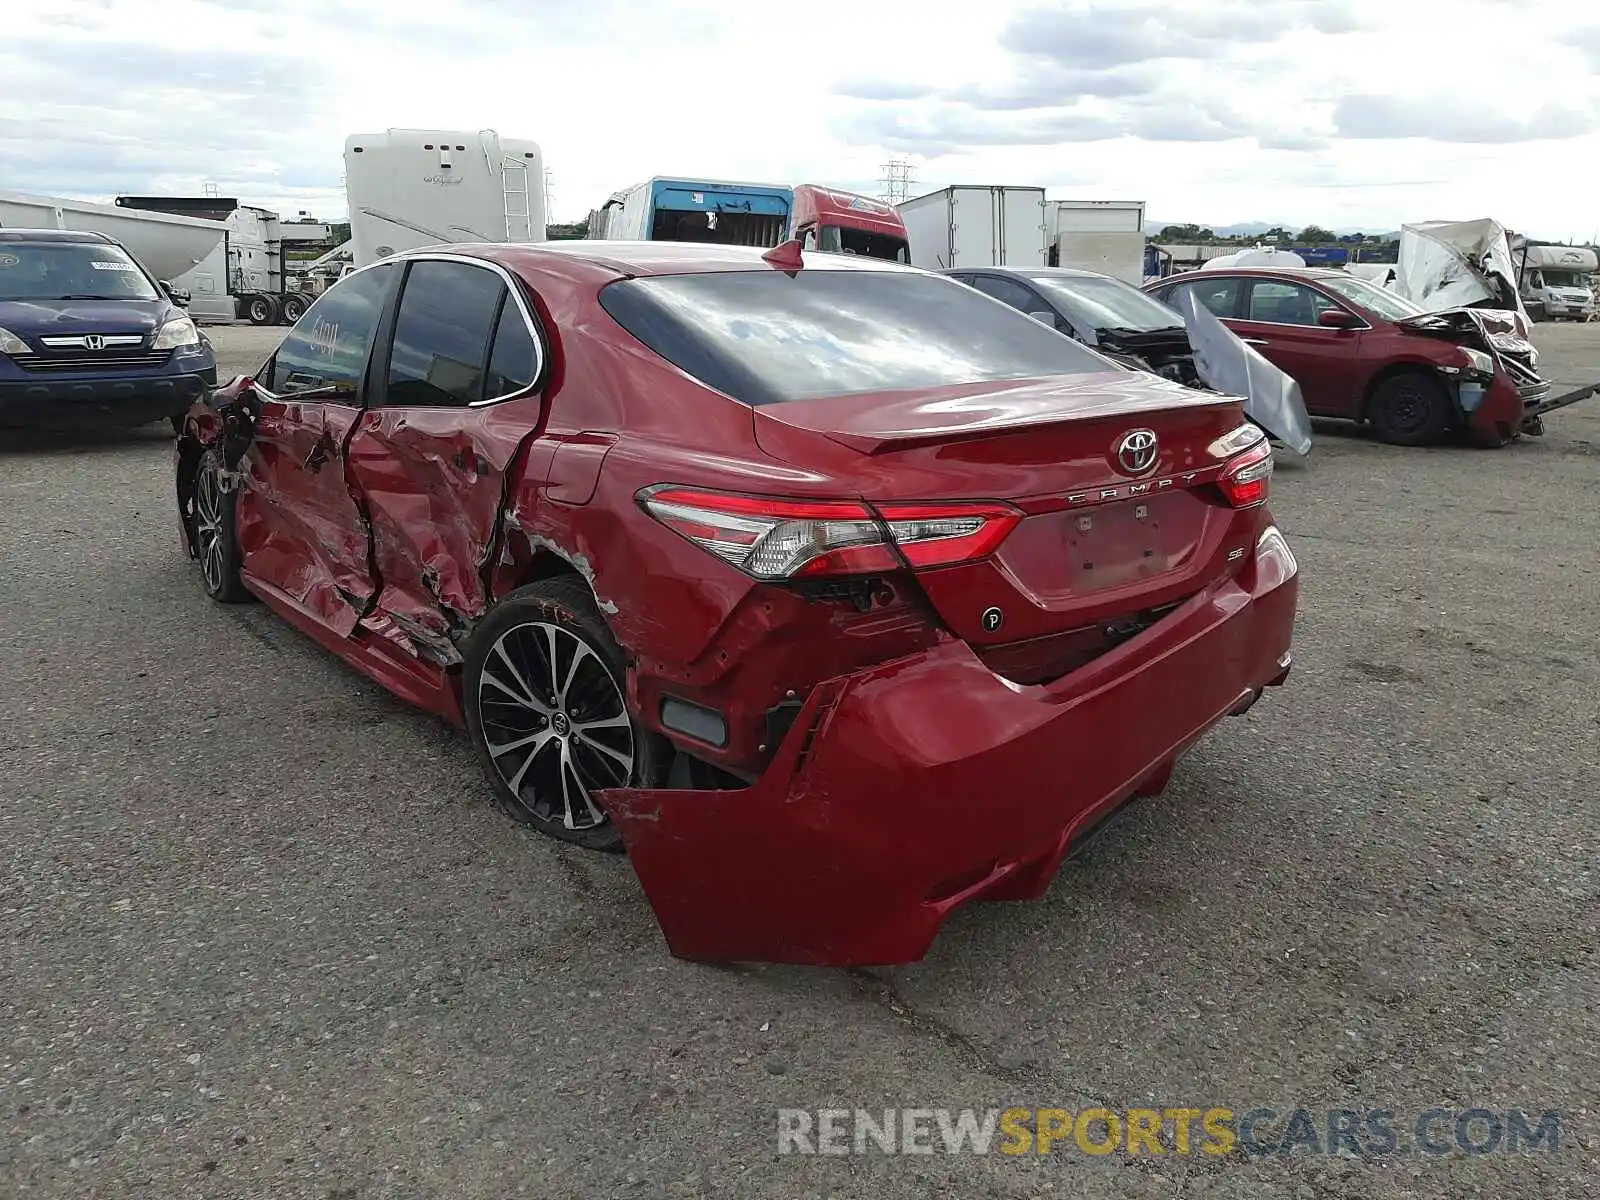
1362,362 -> 1447,420
498,547 -> 583,600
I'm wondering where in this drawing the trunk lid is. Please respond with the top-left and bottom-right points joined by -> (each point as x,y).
753,373 -> 1264,675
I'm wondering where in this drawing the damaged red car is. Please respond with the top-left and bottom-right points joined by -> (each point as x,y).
175,242 -> 1299,966
1145,267 -> 1549,447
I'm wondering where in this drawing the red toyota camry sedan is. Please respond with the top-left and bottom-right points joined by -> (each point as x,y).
175,241 -> 1298,966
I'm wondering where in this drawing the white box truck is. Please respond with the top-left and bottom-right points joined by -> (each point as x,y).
895,186 -> 1048,270
343,129 -> 545,269
1050,199 -> 1146,285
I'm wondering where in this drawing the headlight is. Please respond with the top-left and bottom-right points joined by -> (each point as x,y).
150,316 -> 201,350
0,326 -> 29,355
1459,347 -> 1494,375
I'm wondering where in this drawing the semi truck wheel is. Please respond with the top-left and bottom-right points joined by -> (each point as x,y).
280,293 -> 308,324
244,294 -> 281,326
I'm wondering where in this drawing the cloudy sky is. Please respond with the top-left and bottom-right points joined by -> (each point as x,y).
3,0 -> 1598,240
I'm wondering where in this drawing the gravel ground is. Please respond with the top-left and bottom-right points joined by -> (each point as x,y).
2,322 -> 1597,1199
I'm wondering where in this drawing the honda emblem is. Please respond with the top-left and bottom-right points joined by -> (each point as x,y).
84,334 -> 106,351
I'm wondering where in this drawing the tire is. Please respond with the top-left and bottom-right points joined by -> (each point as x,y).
192,448 -> 250,603
1368,372 -> 1451,447
279,293 -> 308,324
462,577 -> 660,851
244,294 -> 280,326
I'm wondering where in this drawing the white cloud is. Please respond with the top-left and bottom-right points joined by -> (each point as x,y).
0,0 -> 1596,240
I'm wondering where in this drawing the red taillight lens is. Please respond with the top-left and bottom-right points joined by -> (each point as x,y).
641,488 -> 896,579
1218,440 -> 1273,508
874,501 -> 1023,568
639,487 -> 1020,579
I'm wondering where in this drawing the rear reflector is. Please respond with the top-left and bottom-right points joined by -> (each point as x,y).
639,486 -> 1022,580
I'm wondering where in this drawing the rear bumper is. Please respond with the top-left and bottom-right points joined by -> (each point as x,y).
603,524 -> 1300,966
0,368 -> 216,429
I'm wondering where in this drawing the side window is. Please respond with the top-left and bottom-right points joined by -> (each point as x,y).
969,274 -> 1044,314
384,260 -> 506,406
1245,280 -> 1339,326
1169,277 -> 1242,320
269,263 -> 394,397
483,293 -> 540,399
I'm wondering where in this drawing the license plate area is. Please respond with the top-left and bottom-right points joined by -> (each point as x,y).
1065,498 -> 1181,592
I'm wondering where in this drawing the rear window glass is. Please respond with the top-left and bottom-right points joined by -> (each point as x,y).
598,269 -> 1113,406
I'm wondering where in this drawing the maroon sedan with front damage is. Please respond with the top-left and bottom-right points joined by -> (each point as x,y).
1145,267 -> 1548,447
175,241 -> 1299,965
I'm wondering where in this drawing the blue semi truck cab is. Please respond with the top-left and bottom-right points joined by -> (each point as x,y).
588,178 -> 794,248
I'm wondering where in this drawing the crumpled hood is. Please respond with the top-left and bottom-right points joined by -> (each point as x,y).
1397,305 -> 1538,363
0,297 -> 176,337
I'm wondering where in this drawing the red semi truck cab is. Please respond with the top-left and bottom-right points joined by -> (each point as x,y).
791,185 -> 910,263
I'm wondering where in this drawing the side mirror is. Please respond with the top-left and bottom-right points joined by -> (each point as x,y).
1027,310 -> 1057,326
160,280 -> 192,307
1318,308 -> 1360,329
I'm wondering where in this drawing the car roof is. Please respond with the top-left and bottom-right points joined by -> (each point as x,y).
942,265 -> 1110,282
0,228 -> 116,245
442,239 -> 921,283
1168,266 -> 1351,282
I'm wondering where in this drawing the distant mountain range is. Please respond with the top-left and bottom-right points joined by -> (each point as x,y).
1150,220 -> 1402,239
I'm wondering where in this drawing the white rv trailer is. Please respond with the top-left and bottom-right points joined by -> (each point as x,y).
343,129 -> 545,269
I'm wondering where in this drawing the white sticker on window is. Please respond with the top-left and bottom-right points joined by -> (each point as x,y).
90,260 -> 137,271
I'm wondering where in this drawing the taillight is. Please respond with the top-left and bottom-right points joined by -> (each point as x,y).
1210,423 -> 1273,509
875,502 -> 1022,567
1218,439 -> 1273,508
639,487 -> 1021,579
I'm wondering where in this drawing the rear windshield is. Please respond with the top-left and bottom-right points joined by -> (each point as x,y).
598,269 -> 1113,406
0,242 -> 159,302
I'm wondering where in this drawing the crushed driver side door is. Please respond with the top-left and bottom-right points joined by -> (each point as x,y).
233,263 -> 397,635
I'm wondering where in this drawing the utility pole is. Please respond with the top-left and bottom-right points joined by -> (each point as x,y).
878,157 -> 915,205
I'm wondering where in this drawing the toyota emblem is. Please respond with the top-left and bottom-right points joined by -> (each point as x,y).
84,334 -> 106,351
1115,428 -> 1159,475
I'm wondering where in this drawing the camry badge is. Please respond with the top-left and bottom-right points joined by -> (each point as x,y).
1116,428 -> 1159,475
